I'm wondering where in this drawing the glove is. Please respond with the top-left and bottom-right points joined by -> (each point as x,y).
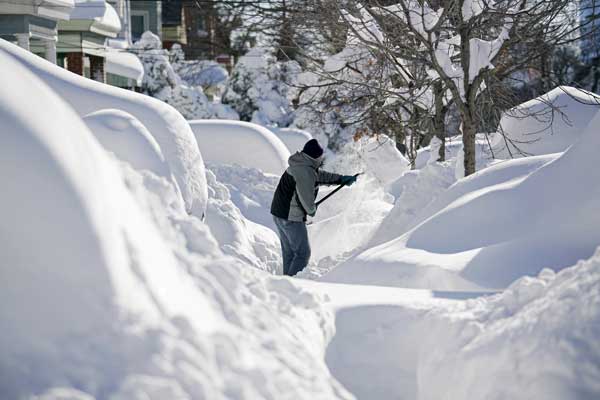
341,175 -> 357,186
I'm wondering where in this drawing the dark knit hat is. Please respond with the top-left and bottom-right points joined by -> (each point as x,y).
302,139 -> 324,159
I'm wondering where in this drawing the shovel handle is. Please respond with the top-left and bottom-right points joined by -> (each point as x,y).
315,172 -> 362,207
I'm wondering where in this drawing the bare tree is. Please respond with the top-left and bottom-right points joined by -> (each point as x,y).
292,0 -> 591,175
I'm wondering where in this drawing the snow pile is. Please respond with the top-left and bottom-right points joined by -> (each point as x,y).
287,142 -> 397,278
420,247 -> 600,399
189,120 -> 291,175
204,169 -> 281,274
370,159 -> 457,247
269,127 -> 313,153
313,248 -> 600,400
302,172 -> 394,278
326,106 -> 600,290
0,52 -> 214,397
354,135 -> 410,187
491,86 -> 600,158
0,42 -> 353,400
0,39 -> 207,217
208,163 -> 280,230
84,110 -> 279,273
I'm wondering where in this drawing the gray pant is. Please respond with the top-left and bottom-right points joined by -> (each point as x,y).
272,216 -> 311,276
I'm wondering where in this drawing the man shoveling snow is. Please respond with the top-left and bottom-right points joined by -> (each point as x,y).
270,139 -> 357,276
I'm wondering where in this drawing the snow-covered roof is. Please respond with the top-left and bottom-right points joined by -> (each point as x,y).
38,0 -> 75,20
105,49 -> 144,85
69,0 -> 121,37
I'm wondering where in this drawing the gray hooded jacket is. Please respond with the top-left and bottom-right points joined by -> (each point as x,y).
271,152 -> 343,222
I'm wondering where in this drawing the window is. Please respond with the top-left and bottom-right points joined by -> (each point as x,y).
131,11 -> 149,41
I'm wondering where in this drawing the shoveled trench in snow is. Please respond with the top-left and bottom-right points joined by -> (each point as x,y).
297,281 -> 493,400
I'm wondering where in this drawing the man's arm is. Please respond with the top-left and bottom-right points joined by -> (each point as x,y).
317,170 -> 343,186
295,169 -> 318,215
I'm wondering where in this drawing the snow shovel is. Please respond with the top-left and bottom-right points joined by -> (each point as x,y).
315,172 -> 363,207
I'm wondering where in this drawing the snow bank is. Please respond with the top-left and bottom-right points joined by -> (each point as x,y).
310,248 -> 600,400
326,107 -> 600,290
269,127 -> 313,153
189,119 -> 290,175
420,247 -> 600,399
491,86 -> 600,158
0,39 -> 208,217
0,52 -> 216,398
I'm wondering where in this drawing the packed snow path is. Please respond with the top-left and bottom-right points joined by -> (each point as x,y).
297,281 -> 492,400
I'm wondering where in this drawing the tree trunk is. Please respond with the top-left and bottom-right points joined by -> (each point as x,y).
433,82 -> 446,161
462,114 -> 477,176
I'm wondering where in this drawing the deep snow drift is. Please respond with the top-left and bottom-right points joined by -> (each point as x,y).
0,39 -> 207,217
490,86 -> 600,158
324,107 -> 600,290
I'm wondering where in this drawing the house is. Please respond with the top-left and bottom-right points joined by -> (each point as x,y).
182,1 -> 216,60
57,0 -> 121,82
57,0 -> 143,88
181,1 -> 235,69
130,0 -> 161,42
0,0 -> 74,63
162,0 -> 187,49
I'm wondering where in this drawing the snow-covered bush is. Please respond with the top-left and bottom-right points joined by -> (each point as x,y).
171,43 -> 230,100
133,32 -> 238,120
223,47 -> 300,127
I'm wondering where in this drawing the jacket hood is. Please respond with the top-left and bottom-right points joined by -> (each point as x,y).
288,151 -> 322,170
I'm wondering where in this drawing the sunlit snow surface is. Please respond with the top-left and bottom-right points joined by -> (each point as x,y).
1,38 -> 600,400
